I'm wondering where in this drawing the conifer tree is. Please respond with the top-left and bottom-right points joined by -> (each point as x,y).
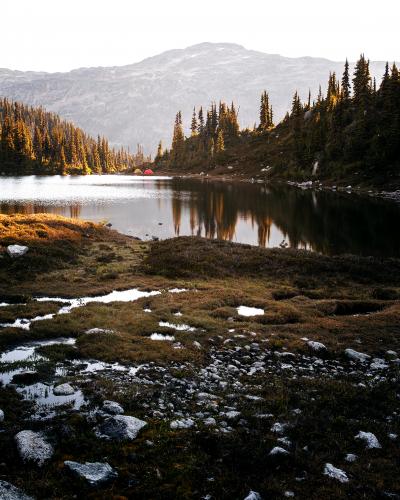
216,129 -> 225,153
341,58 -> 351,101
190,108 -> 198,137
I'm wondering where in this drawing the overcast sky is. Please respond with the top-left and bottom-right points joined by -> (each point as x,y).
3,0 -> 399,72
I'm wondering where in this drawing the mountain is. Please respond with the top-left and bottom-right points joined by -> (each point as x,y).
0,43 -> 391,154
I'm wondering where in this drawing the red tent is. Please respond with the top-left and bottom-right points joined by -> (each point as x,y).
144,169 -> 154,175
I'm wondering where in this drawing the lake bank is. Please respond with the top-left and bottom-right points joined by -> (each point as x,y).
0,215 -> 400,498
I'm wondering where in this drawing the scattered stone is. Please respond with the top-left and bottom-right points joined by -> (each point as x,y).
307,340 -> 327,351
271,422 -> 287,434
203,417 -> 216,427
224,410 -> 241,420
370,358 -> 389,370
345,348 -> 371,363
193,341 -> 202,350
0,409 -> 4,422
323,463 -> 349,483
345,453 -> 357,463
0,480 -> 34,500
7,245 -> 29,258
85,328 -> 113,335
170,418 -> 195,429
15,430 -> 54,466
64,461 -> 118,486
269,446 -> 289,456
102,400 -> 124,415
53,383 -> 75,396
95,415 -> 147,441
244,491 -> 262,500
355,431 -> 381,449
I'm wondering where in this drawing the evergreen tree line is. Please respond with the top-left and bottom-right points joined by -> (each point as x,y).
0,98 -> 139,174
156,101 -> 241,167
158,55 -> 400,182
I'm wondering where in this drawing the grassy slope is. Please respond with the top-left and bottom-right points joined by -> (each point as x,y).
0,216 -> 400,498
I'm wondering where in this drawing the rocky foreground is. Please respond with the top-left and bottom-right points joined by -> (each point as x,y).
0,214 -> 399,499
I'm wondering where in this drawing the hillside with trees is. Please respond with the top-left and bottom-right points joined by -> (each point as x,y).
157,55 -> 400,189
0,98 -> 146,175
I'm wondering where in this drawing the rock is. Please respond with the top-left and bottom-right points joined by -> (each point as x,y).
95,415 -> 147,441
7,245 -> 29,258
355,431 -> 381,449
307,340 -> 327,351
15,430 -> 54,466
203,417 -> 216,427
64,460 -> 118,486
85,328 -> 114,335
0,480 -> 34,500
244,491 -> 262,500
270,422 -> 287,434
345,453 -> 357,462
0,409 -> 4,422
193,341 -> 202,350
170,418 -> 195,430
102,400 -> 124,415
224,410 -> 241,420
269,446 -> 289,456
370,358 -> 389,370
345,348 -> 371,363
323,463 -> 349,483
53,383 -> 75,396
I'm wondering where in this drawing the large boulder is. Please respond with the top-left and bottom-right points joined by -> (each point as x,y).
64,461 -> 118,486
53,383 -> 75,396
95,415 -> 147,441
6,245 -> 29,258
15,430 -> 54,466
0,480 -> 34,500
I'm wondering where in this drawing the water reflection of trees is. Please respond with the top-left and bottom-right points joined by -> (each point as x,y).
161,179 -> 400,256
0,203 -> 82,219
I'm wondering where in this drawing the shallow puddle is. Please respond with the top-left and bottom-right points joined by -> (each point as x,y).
0,288 -> 161,330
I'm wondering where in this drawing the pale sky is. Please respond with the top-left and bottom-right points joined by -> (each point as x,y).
3,0 -> 399,72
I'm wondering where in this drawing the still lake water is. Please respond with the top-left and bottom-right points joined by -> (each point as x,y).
0,175 -> 399,257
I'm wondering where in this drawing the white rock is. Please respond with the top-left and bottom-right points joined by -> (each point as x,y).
244,491 -> 262,500
355,431 -> 381,449
7,245 -> 29,258
345,348 -> 371,363
345,453 -> 357,462
284,492 -> 295,498
65,461 -> 118,486
15,430 -> 54,466
193,341 -> 202,350
203,417 -> 217,427
307,340 -> 327,351
170,418 -> 195,430
95,415 -> 147,440
270,422 -> 287,434
53,383 -> 75,396
102,400 -> 124,415
269,446 -> 289,456
0,480 -> 34,500
0,409 -> 4,422
85,328 -> 113,335
323,463 -> 349,483
224,410 -> 241,420
370,358 -> 388,370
